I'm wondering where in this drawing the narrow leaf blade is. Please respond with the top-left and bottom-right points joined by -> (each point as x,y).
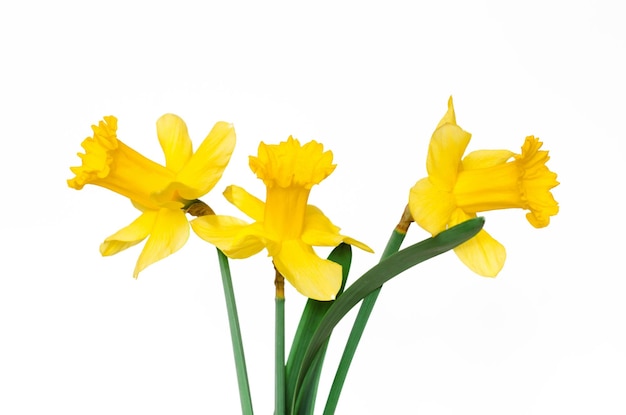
291,217 -> 485,410
285,243 -> 352,414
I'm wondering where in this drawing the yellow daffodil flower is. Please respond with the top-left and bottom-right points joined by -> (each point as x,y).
68,115 -> 235,277
191,137 -> 373,301
409,97 -> 559,276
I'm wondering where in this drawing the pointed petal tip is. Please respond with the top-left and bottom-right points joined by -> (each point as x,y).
435,96 -> 458,129
345,238 -> 374,253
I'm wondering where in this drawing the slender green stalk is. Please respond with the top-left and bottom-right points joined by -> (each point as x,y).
216,249 -> 254,415
275,270 -> 286,415
323,212 -> 410,415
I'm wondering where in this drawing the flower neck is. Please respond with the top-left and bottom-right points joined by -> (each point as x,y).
453,162 -> 526,213
96,141 -> 178,209
264,186 -> 310,240
452,136 -> 559,229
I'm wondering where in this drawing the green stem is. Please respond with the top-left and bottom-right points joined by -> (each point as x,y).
216,249 -> 254,415
323,228 -> 408,415
275,271 -> 286,415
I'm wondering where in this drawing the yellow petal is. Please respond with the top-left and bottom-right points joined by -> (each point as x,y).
133,208 -> 190,277
175,121 -> 236,199
301,205 -> 340,244
157,114 -> 193,173
462,150 -> 515,170
250,137 -> 336,189
273,240 -> 342,301
426,123 -> 472,190
409,178 -> 456,235
342,236 -> 374,253
224,185 -> 265,221
449,209 -> 506,277
517,136 -> 560,228
191,215 -> 266,259
436,96 -> 457,128
100,211 -> 156,256
152,181 -> 199,208
301,205 -> 373,253
68,116 -> 119,190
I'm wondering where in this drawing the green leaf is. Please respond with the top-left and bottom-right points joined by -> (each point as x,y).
285,243 -> 352,415
291,217 -> 485,412
324,228 -> 408,415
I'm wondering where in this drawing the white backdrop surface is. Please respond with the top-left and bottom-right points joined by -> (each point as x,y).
1,1 -> 624,414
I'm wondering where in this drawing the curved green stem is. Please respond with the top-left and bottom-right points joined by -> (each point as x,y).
275,270 -> 286,415
216,249 -> 254,415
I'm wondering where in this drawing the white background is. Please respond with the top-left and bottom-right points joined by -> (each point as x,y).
1,1 -> 624,414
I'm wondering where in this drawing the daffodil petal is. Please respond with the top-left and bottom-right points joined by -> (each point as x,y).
409,177 -> 456,235
342,236 -> 374,253
301,205 -> 340,244
301,205 -> 373,252
100,211 -> 157,256
224,185 -> 265,221
273,240 -> 342,301
518,136 -> 560,228
152,181 -> 197,208
175,121 -> 236,200
68,116 -> 119,190
250,137 -> 336,189
157,114 -> 193,173
131,200 -> 149,212
450,209 -> 506,277
191,215 -> 266,259
133,208 -> 190,277
425,98 -> 471,190
426,123 -> 472,190
462,149 -> 514,170
436,96 -> 457,128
